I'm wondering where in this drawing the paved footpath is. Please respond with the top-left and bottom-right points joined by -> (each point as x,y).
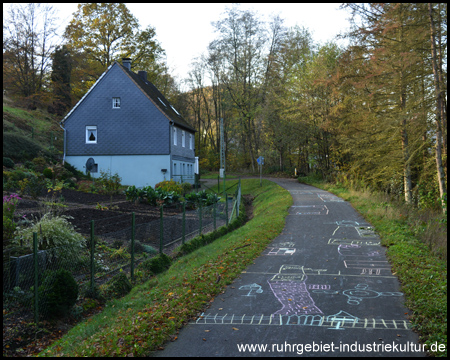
155,178 -> 425,357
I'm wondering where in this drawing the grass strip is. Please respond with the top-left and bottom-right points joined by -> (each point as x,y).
39,179 -> 292,357
299,178 -> 447,357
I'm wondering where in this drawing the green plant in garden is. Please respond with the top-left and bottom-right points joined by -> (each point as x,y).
3,193 -> 22,243
3,157 -> 15,168
100,272 -> 132,300
38,269 -> 79,319
43,167 -> 53,179
155,179 -> 183,194
125,185 -> 140,203
14,213 -> 86,257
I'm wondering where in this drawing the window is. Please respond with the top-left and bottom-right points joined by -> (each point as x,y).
173,163 -> 177,175
112,97 -> 121,109
182,130 -> 185,147
173,127 -> 177,146
86,126 -> 97,144
189,134 -> 193,150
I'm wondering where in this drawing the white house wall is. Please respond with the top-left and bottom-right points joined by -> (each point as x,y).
65,155 -> 171,188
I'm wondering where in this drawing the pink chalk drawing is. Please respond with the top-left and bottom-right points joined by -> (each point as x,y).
268,265 -> 323,316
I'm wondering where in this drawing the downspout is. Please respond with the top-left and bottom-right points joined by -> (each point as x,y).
169,120 -> 174,180
59,120 -> 66,165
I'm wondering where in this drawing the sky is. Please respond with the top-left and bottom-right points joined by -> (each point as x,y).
4,3 -> 352,86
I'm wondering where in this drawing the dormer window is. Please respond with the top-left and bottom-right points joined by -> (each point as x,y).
86,126 -> 97,144
112,97 -> 121,109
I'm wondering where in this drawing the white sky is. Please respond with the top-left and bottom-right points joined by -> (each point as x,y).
4,3 -> 352,85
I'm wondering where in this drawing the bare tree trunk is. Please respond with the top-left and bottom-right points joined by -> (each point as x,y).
428,3 -> 447,213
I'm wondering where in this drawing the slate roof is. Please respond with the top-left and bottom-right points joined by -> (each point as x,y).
117,62 -> 196,133
62,61 -> 196,133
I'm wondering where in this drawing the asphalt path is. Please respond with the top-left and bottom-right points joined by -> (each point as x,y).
155,178 -> 424,357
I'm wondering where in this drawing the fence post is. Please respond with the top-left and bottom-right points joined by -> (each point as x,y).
225,192 -> 229,227
199,201 -> 203,236
131,212 -> 135,281
182,202 -> 186,245
90,220 -> 95,293
33,232 -> 38,324
213,201 -> 216,231
237,178 -> 241,218
159,205 -> 164,254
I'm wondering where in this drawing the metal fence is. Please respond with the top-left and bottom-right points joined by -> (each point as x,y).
3,182 -> 241,323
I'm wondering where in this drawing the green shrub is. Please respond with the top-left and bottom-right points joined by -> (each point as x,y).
43,167 -> 53,179
101,272 -> 132,300
155,179 -> 183,194
63,161 -> 84,179
129,240 -> 158,255
14,213 -> 86,258
98,170 -> 122,195
3,157 -> 15,168
38,269 -> 79,319
181,182 -> 192,194
3,215 -> 16,243
137,253 -> 172,275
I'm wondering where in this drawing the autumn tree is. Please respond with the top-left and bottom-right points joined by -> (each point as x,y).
3,3 -> 58,107
50,45 -> 72,116
208,5 -> 268,171
63,3 -> 165,99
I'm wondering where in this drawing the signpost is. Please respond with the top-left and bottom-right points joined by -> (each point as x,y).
257,156 -> 264,187
220,118 -> 226,196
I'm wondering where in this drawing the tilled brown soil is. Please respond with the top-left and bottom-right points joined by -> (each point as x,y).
14,188 -> 181,236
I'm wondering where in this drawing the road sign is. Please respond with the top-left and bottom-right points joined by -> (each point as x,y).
257,156 -> 264,165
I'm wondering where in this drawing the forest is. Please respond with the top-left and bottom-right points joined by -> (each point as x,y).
3,3 -> 447,212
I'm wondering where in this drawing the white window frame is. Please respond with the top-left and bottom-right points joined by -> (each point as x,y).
112,97 -> 121,109
86,126 -> 97,144
189,133 -> 193,150
182,130 -> 185,147
173,127 -> 177,146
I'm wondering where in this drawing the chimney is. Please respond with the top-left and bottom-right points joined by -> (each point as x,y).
122,58 -> 131,71
138,71 -> 147,81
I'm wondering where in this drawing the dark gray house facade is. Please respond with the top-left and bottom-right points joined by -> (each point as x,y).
60,59 -> 196,187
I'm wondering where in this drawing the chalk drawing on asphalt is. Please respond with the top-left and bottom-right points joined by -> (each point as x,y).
342,284 -> 403,305
328,239 -> 381,246
308,284 -> 331,290
355,226 -> 377,237
239,283 -> 263,297
268,265 -> 325,316
266,247 -> 296,255
278,241 -> 296,248
194,312 -> 411,330
313,284 -> 403,305
317,193 -> 345,202
338,244 -> 381,257
291,205 -> 329,215
327,311 -> 358,330
344,260 -> 391,276
289,190 -> 315,195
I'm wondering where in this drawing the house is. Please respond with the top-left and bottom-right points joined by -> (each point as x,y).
60,58 -> 197,188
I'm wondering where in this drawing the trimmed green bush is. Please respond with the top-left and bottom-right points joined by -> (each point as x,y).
3,157 -> 15,168
137,253 -> 172,275
43,167 -> 53,179
38,269 -> 79,319
101,272 -> 133,300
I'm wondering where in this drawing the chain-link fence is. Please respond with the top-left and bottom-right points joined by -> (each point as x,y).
3,182 -> 241,324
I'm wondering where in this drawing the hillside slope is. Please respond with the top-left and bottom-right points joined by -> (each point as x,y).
3,98 -> 64,162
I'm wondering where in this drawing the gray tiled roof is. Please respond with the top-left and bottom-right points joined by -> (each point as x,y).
117,62 -> 196,133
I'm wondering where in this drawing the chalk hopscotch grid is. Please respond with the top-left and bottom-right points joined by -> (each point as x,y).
194,313 -> 411,330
